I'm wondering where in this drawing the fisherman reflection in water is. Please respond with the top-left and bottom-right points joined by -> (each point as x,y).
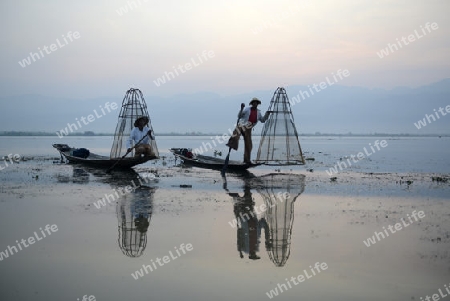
229,185 -> 262,260
117,186 -> 155,257
127,116 -> 155,157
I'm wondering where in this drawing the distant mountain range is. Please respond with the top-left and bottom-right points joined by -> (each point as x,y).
1,79 -> 449,135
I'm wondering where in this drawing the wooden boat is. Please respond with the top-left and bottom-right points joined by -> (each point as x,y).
53,88 -> 159,171
53,144 -> 156,170
170,148 -> 260,171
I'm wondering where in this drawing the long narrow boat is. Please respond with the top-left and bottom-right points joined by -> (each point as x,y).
170,148 -> 260,171
53,144 -> 156,170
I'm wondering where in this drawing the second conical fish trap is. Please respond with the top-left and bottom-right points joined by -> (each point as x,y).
256,87 -> 305,165
110,88 -> 159,158
253,173 -> 305,267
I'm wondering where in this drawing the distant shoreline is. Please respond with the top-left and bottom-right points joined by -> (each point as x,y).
0,131 -> 448,137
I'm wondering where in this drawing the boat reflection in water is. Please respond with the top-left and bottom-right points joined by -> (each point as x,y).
61,165 -> 158,257
116,185 -> 156,257
80,167 -> 157,258
56,167 -> 90,184
227,173 -> 305,266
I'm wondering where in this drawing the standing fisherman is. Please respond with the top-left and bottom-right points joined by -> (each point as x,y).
226,98 -> 270,164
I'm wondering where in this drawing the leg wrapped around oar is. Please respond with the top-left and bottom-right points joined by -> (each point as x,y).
226,125 -> 243,151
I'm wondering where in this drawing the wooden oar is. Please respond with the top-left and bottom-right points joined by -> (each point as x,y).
106,132 -> 149,173
221,105 -> 245,176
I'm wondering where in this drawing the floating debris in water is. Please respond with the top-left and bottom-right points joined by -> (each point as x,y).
432,176 -> 449,183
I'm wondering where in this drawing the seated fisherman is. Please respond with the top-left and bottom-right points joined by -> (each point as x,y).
126,116 -> 155,157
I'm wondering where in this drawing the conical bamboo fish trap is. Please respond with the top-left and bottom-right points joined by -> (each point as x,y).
254,174 -> 305,267
256,87 -> 305,165
110,88 -> 158,158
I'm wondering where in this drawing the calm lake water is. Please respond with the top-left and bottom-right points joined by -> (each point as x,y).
0,136 -> 449,301
1,135 -> 449,173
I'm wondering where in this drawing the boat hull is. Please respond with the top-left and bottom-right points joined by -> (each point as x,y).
170,148 -> 260,172
53,144 -> 157,170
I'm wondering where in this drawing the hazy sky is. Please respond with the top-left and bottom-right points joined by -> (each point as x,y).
1,0 -> 449,98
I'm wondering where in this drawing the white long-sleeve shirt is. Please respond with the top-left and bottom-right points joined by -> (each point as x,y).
238,107 -> 269,126
126,126 -> 154,149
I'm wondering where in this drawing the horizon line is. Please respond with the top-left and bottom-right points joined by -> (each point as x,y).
0,131 -> 449,137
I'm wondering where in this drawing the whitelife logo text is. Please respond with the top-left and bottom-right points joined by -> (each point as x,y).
18,31 -> 80,68
0,224 -> 59,262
